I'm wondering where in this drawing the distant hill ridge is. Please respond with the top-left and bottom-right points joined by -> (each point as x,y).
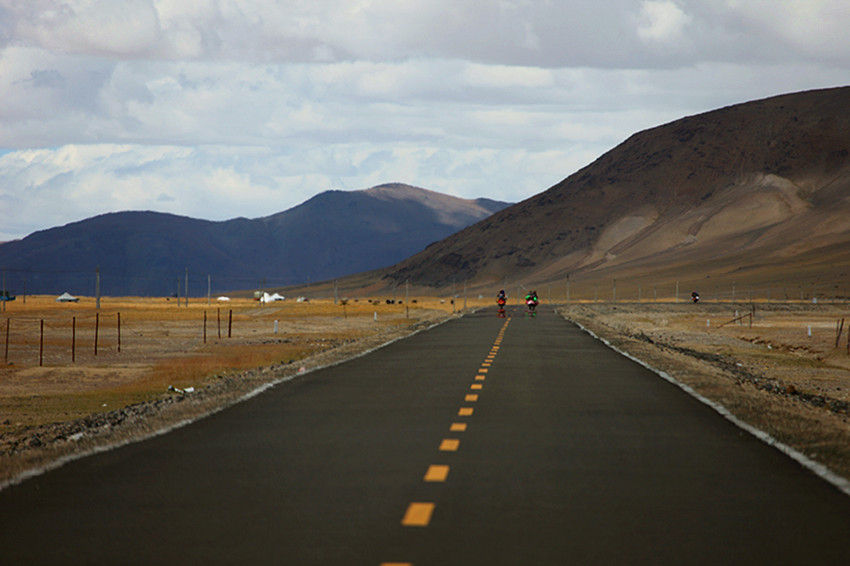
384,87 -> 850,292
0,184 -> 511,296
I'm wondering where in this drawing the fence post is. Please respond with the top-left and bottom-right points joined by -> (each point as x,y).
4,318 -> 9,364
39,319 -> 44,367
204,311 -> 207,344
94,312 -> 99,356
72,316 -> 76,362
228,309 -> 232,338
117,312 -> 121,353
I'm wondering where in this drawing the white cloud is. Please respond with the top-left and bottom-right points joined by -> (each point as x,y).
0,0 -> 849,240
720,0 -> 850,59
638,1 -> 692,42
6,0 -> 162,57
463,64 -> 554,89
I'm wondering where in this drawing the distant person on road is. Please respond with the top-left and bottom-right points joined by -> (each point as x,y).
691,291 -> 700,303
525,290 -> 539,313
496,289 -> 507,317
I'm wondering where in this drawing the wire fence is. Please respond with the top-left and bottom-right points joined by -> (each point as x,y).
1,309 -> 237,368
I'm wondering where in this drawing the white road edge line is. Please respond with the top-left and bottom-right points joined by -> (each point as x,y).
572,319 -> 850,499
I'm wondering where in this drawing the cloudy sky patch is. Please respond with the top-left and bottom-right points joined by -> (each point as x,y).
0,0 -> 848,240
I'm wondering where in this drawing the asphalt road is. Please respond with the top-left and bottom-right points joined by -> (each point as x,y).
2,306 -> 850,565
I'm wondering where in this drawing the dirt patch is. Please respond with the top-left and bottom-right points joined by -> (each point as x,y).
560,302 -> 850,483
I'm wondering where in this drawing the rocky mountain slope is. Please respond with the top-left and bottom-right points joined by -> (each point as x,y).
383,87 -> 850,298
0,184 -> 510,296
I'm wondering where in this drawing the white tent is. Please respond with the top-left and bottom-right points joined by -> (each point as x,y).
56,292 -> 79,303
260,292 -> 285,303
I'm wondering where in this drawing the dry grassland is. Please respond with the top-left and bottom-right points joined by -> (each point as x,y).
561,302 -> 850,483
1,295 -> 468,485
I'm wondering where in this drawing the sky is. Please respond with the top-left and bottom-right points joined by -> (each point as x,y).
1,1 -> 848,241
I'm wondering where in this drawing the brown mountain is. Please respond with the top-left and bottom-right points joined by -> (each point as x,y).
382,87 -> 850,300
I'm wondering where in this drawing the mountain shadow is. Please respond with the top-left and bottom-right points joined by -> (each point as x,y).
0,184 -> 510,297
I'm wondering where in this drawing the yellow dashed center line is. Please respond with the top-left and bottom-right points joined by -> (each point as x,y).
401,502 -> 435,527
389,318 -> 510,563
424,465 -> 450,482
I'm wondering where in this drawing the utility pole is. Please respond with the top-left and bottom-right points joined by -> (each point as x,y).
96,266 -> 101,310
452,279 -> 456,313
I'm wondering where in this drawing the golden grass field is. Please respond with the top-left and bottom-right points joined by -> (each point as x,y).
1,293 -> 488,484
0,294 -> 477,435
